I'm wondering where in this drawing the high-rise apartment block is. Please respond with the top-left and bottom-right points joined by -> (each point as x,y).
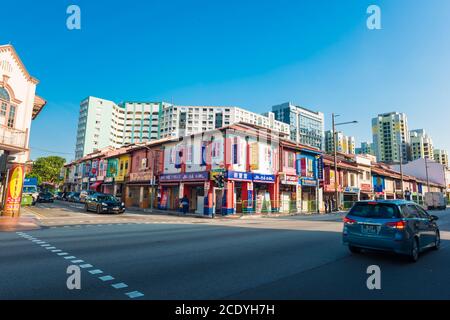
356,142 -> 375,157
75,97 -> 291,159
372,112 -> 409,164
324,130 -> 355,155
272,102 -> 325,150
434,149 -> 449,168
410,129 -> 434,161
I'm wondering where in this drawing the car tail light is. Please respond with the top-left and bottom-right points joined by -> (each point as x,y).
386,221 -> 406,229
343,217 -> 357,224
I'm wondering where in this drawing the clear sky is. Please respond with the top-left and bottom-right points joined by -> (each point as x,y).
2,0 -> 450,161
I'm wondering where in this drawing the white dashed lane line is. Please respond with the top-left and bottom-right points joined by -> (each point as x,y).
15,231 -> 145,300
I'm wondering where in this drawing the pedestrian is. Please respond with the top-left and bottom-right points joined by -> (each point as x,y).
181,195 -> 189,214
324,197 -> 329,214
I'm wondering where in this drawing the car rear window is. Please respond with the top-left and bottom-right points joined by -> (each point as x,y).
348,203 -> 400,219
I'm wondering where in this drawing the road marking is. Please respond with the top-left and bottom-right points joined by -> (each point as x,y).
71,260 -> 84,263
18,231 -> 145,299
99,275 -> 114,281
125,291 -> 145,299
89,269 -> 103,275
112,283 -> 128,289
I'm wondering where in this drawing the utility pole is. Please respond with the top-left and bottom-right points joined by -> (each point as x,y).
399,143 -> 404,198
425,156 -> 430,191
332,113 -> 339,210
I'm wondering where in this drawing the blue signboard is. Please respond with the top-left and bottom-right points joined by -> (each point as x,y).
253,173 -> 275,183
225,171 -> 253,181
160,171 -> 209,182
373,176 -> 385,193
317,156 -> 324,180
24,178 -> 38,186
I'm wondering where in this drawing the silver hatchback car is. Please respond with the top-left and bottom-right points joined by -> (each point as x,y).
342,200 -> 440,262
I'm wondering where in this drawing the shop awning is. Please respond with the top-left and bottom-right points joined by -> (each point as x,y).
90,181 -> 102,191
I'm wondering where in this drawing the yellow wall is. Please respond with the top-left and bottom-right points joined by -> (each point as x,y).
116,155 -> 131,182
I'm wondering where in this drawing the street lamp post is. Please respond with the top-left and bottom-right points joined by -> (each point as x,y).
332,114 -> 358,211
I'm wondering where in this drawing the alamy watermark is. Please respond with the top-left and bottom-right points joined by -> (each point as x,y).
366,265 -> 381,290
66,5 -> 81,30
67,265 -> 81,290
367,5 -> 382,30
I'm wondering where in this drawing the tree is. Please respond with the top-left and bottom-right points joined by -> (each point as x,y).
26,156 -> 66,186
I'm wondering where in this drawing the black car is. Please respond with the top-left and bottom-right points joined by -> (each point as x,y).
85,193 -> 125,214
37,192 -> 54,203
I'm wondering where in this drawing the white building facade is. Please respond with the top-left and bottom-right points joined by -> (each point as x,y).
0,45 -> 46,213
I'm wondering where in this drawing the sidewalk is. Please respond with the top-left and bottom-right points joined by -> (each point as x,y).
127,206 -> 347,220
0,216 -> 41,232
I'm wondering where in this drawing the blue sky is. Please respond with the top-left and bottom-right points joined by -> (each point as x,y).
1,0 -> 450,161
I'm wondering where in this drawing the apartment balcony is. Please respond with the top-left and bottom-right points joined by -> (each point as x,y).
0,125 -> 28,153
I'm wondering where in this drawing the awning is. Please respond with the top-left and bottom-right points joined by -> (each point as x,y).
90,181 -> 102,191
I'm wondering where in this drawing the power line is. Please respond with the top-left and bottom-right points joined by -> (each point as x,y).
30,146 -> 74,156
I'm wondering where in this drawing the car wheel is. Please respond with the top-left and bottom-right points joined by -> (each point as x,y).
433,231 -> 441,250
349,245 -> 362,254
409,238 -> 420,262
85,204 -> 89,212
96,205 -> 101,214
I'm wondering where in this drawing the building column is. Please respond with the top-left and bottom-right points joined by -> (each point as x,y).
268,178 -> 280,213
203,181 -> 214,216
241,181 -> 254,213
221,180 -> 235,215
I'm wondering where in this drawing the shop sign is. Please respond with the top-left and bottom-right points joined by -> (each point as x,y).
360,183 -> 372,192
253,173 -> 275,183
281,175 -> 299,185
344,187 -> 360,193
82,177 -> 89,183
3,164 -> 24,217
160,171 -> 209,182
225,171 -> 253,181
89,177 -> 97,182
104,177 -> 113,183
129,172 -> 153,182
301,178 -> 317,187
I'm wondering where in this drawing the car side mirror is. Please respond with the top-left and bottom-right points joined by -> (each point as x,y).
430,215 -> 439,221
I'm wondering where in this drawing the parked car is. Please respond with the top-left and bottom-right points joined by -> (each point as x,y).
55,192 -> 64,200
424,192 -> 447,210
37,192 -> 55,203
343,200 -> 440,262
68,192 -> 81,203
84,193 -> 125,214
61,192 -> 71,201
80,190 -> 96,203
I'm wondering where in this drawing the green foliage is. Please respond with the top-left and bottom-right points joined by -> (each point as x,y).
26,156 -> 66,186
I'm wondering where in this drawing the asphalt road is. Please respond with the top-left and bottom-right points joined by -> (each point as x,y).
1,201 -> 449,300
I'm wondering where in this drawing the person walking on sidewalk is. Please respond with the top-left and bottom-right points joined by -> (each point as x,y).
181,195 -> 189,214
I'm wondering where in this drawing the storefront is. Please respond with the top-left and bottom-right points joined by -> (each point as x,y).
102,177 -> 114,195
279,174 -> 300,213
159,172 -> 209,214
252,173 -> 276,214
359,183 -> 373,200
300,178 -> 317,213
126,172 -> 154,208
343,187 -> 360,209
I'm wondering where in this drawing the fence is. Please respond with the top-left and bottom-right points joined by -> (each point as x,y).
236,199 -> 319,216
